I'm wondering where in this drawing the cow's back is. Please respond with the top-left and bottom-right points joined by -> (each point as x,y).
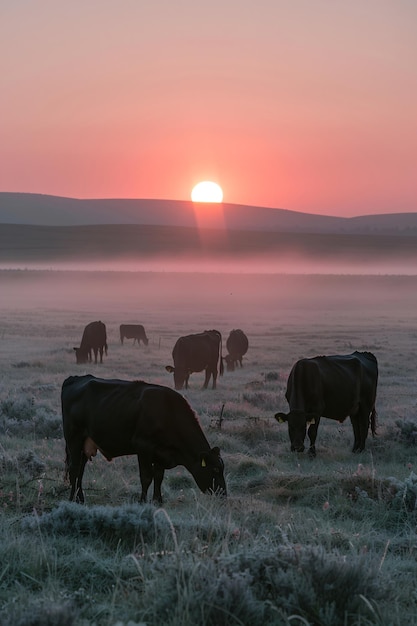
287,353 -> 377,418
352,351 -> 378,400
81,321 -> 106,348
120,324 -> 145,337
173,333 -> 211,370
136,384 -> 207,445
119,324 -> 148,345
62,376 -> 141,430
62,375 -> 209,454
286,358 -> 324,412
62,374 -> 96,426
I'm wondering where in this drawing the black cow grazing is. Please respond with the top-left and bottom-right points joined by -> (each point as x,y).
120,324 -> 149,346
275,351 -> 378,456
74,321 -> 108,365
61,375 -> 227,503
166,330 -> 224,390
225,329 -> 249,372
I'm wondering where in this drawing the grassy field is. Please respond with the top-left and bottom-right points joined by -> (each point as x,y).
1,270 -> 417,625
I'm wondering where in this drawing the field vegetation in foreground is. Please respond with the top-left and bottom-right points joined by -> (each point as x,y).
0,271 -> 417,625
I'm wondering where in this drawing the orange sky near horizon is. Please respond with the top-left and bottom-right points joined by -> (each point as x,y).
1,1 -> 416,217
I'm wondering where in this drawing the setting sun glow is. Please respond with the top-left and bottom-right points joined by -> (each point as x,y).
191,181 -> 223,203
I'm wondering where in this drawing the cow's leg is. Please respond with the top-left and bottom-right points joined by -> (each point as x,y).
202,368 -> 211,389
67,443 -> 87,503
74,454 -> 88,503
152,464 -> 165,504
204,367 -> 217,389
307,418 -> 320,457
359,407 -> 371,450
99,346 -> 103,363
137,454 -> 154,503
211,368 -> 218,389
350,413 -> 363,452
351,408 -> 369,452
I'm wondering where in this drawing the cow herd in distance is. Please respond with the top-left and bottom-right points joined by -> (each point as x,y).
72,321 -> 248,382
67,320 -> 378,504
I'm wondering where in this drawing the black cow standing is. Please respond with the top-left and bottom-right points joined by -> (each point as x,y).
120,324 -> 149,346
224,329 -> 249,372
74,321 -> 108,365
61,375 -> 227,503
275,351 -> 378,456
165,330 -> 223,390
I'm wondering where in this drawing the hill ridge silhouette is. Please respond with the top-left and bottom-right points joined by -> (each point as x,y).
1,192 -> 416,234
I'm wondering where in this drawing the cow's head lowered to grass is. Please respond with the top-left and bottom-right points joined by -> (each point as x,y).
196,446 -> 227,496
165,364 -> 190,390
275,410 -> 319,454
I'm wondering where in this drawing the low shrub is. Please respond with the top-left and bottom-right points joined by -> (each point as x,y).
139,544 -> 387,626
242,390 -> 278,412
386,471 -> 417,512
0,449 -> 45,478
21,501 -> 170,546
394,419 -> 417,446
1,601 -> 75,626
0,393 -> 61,438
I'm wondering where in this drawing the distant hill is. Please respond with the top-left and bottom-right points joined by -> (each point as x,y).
1,192 -> 416,234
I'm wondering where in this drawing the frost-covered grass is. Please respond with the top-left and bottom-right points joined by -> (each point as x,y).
1,271 -> 417,625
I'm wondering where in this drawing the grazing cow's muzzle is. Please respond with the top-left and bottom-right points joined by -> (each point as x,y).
206,486 -> 227,498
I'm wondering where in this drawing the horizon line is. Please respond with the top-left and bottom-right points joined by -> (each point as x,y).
1,190 -> 416,220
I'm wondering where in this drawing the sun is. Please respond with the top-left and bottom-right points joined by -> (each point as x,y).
191,181 -> 223,203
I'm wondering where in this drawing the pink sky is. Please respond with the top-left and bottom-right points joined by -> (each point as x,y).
1,1 -> 416,217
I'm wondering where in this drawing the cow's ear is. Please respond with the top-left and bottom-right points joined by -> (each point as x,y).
275,412 -> 288,423
211,446 -> 220,457
165,365 -> 175,373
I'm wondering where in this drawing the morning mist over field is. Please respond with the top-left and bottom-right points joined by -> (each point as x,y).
1,253 -> 416,277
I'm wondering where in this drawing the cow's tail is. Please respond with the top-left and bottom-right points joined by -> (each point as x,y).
103,323 -> 108,355
370,406 -> 377,437
64,444 -> 70,482
219,334 -> 224,377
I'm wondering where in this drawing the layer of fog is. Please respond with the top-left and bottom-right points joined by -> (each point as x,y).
2,270 -> 417,330
1,251 -> 417,276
